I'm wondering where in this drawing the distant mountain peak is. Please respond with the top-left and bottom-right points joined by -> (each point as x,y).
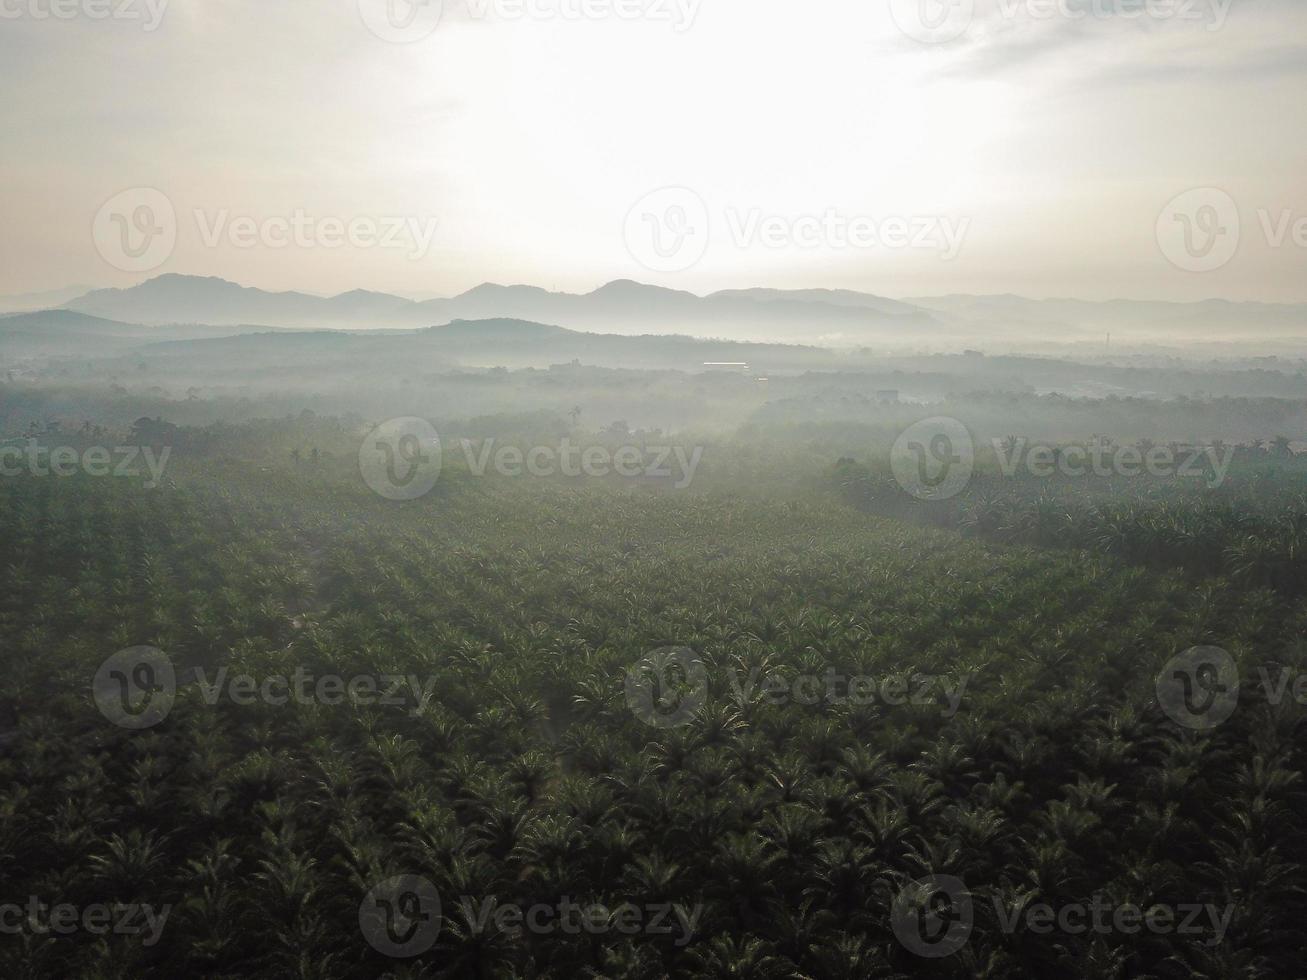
456,282 -> 553,299
145,273 -> 247,289
590,279 -> 700,300
0,283 -> 96,315
332,288 -> 390,299
426,317 -> 573,338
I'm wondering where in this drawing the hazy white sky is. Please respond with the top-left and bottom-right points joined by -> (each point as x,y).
2,0 -> 1305,301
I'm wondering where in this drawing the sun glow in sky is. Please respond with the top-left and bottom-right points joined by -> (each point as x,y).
2,0 -> 1305,301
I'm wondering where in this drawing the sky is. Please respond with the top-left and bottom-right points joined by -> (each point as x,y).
2,0 -> 1305,302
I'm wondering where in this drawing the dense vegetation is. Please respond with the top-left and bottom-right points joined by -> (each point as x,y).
3,420 -> 1307,978
834,447 -> 1307,595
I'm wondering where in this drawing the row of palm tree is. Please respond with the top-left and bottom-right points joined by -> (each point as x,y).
3,437 -> 1307,977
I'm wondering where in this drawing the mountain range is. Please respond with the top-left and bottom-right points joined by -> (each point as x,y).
3,274 -> 1306,348
0,310 -> 295,359
49,275 -> 934,344
0,307 -> 844,376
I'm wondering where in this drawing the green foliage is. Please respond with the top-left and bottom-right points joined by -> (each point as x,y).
3,427 -> 1307,977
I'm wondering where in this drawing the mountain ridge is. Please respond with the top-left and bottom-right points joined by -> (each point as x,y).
62,274 -> 936,342
42,274 -> 1307,346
